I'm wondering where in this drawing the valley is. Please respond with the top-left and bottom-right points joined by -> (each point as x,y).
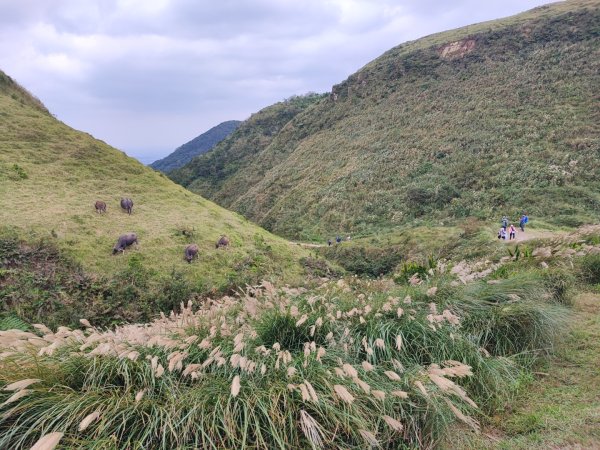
0,1 -> 599,448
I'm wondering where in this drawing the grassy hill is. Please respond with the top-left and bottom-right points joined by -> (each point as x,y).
171,0 -> 600,241
0,71 -> 311,315
150,120 -> 241,172
169,92 -> 326,204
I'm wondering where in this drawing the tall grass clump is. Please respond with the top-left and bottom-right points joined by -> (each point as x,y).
0,268 -> 571,448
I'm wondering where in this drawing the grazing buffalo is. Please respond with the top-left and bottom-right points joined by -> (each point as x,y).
113,232 -> 138,254
184,244 -> 199,263
95,200 -> 107,213
120,198 -> 134,215
215,236 -> 230,249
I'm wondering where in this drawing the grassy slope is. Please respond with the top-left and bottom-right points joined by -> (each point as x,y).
172,0 -> 600,241
448,291 -> 600,449
150,120 -> 241,172
0,72 -> 308,290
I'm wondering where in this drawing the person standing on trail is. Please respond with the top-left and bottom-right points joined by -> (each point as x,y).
509,224 -> 516,240
336,236 -> 342,244
498,227 -> 507,240
519,213 -> 529,232
501,216 -> 508,230
328,239 -> 332,247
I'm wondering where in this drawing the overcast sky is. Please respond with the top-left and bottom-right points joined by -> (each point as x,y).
0,0 -> 553,163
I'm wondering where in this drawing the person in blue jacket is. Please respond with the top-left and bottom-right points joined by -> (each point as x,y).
519,213 -> 529,232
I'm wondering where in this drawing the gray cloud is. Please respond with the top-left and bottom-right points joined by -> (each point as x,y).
0,0 -> 552,163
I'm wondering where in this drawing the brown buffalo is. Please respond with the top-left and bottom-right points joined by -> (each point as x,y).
184,244 -> 199,263
95,200 -> 107,213
215,236 -> 230,249
120,198 -> 134,215
113,232 -> 138,254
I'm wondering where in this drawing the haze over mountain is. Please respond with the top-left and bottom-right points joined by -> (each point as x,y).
0,71 -> 308,292
151,120 -> 241,172
170,0 -> 600,241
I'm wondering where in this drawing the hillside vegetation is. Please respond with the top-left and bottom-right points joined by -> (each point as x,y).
2,225 -> 599,449
169,92 -> 326,204
150,120 -> 241,172
0,71 -> 311,325
171,0 -> 600,240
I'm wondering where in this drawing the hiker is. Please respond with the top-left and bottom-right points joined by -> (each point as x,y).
497,227 -> 507,240
519,213 -> 529,232
501,216 -> 508,230
509,224 -> 516,240
336,236 -> 342,244
327,239 -> 332,247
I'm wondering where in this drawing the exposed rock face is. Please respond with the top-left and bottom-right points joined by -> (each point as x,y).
439,39 -> 476,59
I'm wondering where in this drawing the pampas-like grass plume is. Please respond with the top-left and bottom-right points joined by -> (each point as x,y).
384,371 -> 401,381
374,338 -> 385,349
352,377 -> 371,394
382,415 -> 404,432
300,410 -> 324,449
2,389 -> 31,406
231,375 -> 241,397
3,378 -> 40,391
444,398 -> 480,432
79,411 -> 101,431
304,380 -> 319,403
395,335 -> 403,351
414,380 -> 428,397
135,389 -> 146,403
361,361 -> 374,372
296,314 -> 308,327
342,363 -> 358,378
371,390 -> 386,400
333,385 -> 354,404
391,390 -> 408,399
30,432 -> 64,450
359,429 -> 379,447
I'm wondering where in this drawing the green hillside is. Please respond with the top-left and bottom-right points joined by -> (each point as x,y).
150,120 -> 241,172
0,71 -> 309,296
171,0 -> 600,240
169,92 -> 326,204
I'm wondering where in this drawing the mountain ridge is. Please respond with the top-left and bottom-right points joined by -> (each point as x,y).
170,0 -> 600,240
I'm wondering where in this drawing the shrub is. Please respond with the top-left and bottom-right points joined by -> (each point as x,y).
319,244 -> 403,277
579,253 -> 600,285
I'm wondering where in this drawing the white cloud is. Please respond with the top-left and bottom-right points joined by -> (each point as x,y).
0,0 -> 553,162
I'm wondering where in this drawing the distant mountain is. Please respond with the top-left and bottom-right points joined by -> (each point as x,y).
150,120 -> 241,172
169,0 -> 600,240
169,93 -> 326,203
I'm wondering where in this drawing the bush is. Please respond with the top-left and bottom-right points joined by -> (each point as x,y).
319,244 -> 403,277
579,253 -> 600,285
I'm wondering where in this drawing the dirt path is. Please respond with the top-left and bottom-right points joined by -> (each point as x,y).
502,229 -> 564,244
450,292 -> 600,449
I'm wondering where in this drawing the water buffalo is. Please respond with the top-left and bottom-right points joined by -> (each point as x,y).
184,244 -> 199,263
215,236 -> 230,249
95,200 -> 107,213
113,232 -> 138,254
120,198 -> 134,215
